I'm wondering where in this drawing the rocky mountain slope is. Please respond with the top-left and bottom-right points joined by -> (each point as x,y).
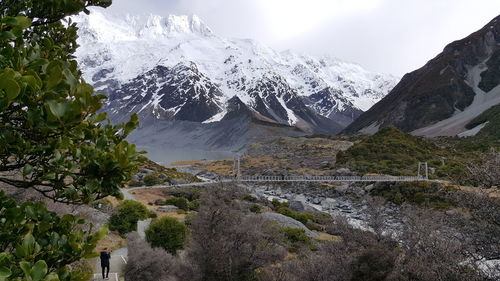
73,9 -> 397,160
343,15 -> 500,137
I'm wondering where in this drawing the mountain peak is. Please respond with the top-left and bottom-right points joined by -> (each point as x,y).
165,14 -> 212,35
74,9 -> 213,41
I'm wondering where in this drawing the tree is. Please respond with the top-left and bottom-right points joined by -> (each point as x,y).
467,149 -> 500,188
109,200 -> 150,235
146,217 -> 187,254
0,1 -> 144,280
126,232 -> 200,281
0,0 -> 144,205
188,186 -> 286,281
0,190 -> 108,281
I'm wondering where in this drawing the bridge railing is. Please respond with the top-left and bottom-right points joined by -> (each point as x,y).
223,175 -> 428,182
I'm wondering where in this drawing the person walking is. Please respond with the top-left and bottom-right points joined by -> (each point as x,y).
100,248 -> 111,280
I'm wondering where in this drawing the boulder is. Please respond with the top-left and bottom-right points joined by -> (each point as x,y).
261,213 -> 319,239
335,168 -> 351,175
154,199 -> 166,206
321,198 -> 337,210
157,205 -> 179,212
289,200 -> 306,212
170,178 -> 188,185
363,184 -> 375,192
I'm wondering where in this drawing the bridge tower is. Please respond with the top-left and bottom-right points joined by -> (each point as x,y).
233,155 -> 241,179
417,162 -> 429,179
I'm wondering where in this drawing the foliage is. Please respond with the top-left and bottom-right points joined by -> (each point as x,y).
243,194 -> 257,202
165,197 -> 189,211
145,217 -> 187,254
279,227 -> 312,245
108,200 -> 149,235
0,191 -> 108,281
249,204 -> 261,213
370,182 -> 455,209
335,127 -> 486,185
143,174 -> 161,186
271,199 -> 289,209
465,103 -> 500,140
131,159 -> 201,186
188,200 -> 201,211
0,0 -> 144,204
336,127 -> 439,176
167,188 -> 202,202
276,207 -> 316,225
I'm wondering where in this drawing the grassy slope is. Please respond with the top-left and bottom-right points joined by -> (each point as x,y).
465,103 -> 500,140
129,159 -> 201,186
335,127 -> 476,180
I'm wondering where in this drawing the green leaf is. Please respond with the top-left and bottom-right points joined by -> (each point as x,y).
0,31 -> 16,41
2,16 -> 32,30
47,100 -> 71,119
0,78 -> 21,101
31,260 -> 48,281
45,65 -> 62,90
19,261 -> 31,278
16,233 -> 38,259
23,164 -> 34,176
0,266 -> 11,278
43,272 -> 59,281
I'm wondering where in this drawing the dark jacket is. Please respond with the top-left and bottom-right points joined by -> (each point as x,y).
100,251 -> 111,265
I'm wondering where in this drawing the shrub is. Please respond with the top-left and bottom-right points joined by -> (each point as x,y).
165,197 -> 189,211
370,182 -> 454,209
277,207 -> 315,225
188,200 -> 201,211
145,217 -> 187,254
279,227 -> 312,245
271,199 -> 289,210
143,174 -> 162,186
243,194 -> 257,202
128,179 -> 143,187
250,204 -> 262,213
109,200 -> 150,235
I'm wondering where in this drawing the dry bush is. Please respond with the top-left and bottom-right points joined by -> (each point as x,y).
391,206 -> 484,281
467,149 -> 500,188
125,232 -> 199,281
188,186 -> 287,281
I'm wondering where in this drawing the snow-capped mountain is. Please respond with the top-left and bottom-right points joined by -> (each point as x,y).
73,9 -> 397,161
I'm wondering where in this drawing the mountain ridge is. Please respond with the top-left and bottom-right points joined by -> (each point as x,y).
343,14 -> 500,137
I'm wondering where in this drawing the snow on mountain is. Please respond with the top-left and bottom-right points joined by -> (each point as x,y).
74,9 -> 398,134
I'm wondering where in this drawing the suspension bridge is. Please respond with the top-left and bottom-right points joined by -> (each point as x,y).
227,156 -> 429,183
128,161 -> 429,191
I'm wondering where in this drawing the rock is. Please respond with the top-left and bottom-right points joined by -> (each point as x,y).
261,213 -> 319,239
154,199 -> 166,206
445,210 -> 458,216
364,184 -> 375,192
321,198 -> 337,210
157,205 -> 179,212
312,197 -> 323,205
140,168 -> 155,175
158,173 -> 168,180
170,178 -> 188,185
335,168 -> 351,175
289,200 -> 306,212
335,184 -> 349,194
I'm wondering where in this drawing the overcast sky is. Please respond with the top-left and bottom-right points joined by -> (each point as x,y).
105,0 -> 500,76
